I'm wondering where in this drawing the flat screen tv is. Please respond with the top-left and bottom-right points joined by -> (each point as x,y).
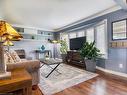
70,37 -> 86,50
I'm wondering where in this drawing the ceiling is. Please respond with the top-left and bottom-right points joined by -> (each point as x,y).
0,0 -> 118,31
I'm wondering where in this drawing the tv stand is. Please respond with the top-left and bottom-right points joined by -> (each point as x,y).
66,51 -> 86,69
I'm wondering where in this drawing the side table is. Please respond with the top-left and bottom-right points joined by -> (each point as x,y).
35,50 -> 52,59
0,68 -> 32,95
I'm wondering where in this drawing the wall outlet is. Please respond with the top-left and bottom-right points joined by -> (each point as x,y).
119,64 -> 123,68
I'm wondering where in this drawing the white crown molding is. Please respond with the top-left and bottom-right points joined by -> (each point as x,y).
0,18 -> 54,32
114,0 -> 127,10
11,24 -> 54,32
56,5 -> 121,32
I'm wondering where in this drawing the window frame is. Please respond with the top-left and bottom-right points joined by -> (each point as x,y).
60,20 -> 108,58
95,21 -> 108,58
68,32 -> 77,39
86,27 -> 95,43
112,19 -> 127,41
77,30 -> 85,37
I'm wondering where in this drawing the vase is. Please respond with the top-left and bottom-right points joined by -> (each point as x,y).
85,59 -> 96,72
41,45 -> 45,51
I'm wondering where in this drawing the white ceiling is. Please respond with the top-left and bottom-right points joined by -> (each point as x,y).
0,0 -> 117,31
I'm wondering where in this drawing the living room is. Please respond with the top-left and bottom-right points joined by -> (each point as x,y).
0,0 -> 127,95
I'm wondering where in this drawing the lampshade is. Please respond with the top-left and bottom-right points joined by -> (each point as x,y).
2,33 -> 22,41
51,40 -> 59,44
0,21 -> 23,40
3,40 -> 14,46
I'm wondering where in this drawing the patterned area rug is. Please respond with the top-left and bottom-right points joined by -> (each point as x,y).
39,64 -> 98,95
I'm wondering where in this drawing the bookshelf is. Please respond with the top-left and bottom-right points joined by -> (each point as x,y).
13,27 -> 54,42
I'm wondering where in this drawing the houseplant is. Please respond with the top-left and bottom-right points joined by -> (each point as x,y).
60,39 -> 68,62
80,41 -> 101,72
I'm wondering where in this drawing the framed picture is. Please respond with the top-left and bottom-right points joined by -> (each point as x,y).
112,19 -> 127,40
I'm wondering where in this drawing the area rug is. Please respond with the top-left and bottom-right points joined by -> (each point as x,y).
39,64 -> 98,95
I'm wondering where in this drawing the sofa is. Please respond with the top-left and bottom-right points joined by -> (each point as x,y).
5,50 -> 40,86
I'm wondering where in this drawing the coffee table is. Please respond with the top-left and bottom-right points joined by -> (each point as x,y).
40,58 -> 63,78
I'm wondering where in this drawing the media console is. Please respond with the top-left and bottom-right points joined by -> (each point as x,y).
66,51 -> 86,69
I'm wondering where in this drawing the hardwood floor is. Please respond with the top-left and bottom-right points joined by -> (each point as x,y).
32,87 -> 43,95
33,75 -> 127,95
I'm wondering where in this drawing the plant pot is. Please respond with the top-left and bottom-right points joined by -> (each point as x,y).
61,54 -> 67,63
85,59 -> 96,72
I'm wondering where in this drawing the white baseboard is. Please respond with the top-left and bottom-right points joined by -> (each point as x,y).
96,66 -> 127,78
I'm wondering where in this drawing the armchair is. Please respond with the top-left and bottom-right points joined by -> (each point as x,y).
5,49 -> 40,86
7,59 -> 40,86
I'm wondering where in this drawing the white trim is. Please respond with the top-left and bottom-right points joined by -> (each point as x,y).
94,19 -> 108,59
11,24 -> 54,32
65,22 -> 97,32
114,0 -> 127,10
56,5 -> 121,32
96,66 -> 127,78
0,18 -> 54,32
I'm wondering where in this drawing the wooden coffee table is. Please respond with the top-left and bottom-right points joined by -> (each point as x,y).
0,68 -> 32,95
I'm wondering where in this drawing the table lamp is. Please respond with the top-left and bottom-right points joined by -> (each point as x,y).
3,40 -> 14,51
0,21 -> 22,79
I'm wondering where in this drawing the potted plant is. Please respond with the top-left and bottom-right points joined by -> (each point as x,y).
60,39 -> 68,62
80,41 -> 101,72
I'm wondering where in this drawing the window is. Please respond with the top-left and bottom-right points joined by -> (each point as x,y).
112,19 -> 127,40
86,28 -> 94,43
69,32 -> 76,39
60,20 -> 107,58
77,31 -> 85,37
60,33 -> 68,40
95,23 -> 107,58
60,33 -> 69,49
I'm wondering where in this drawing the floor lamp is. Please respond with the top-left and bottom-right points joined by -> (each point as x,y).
0,21 -> 22,79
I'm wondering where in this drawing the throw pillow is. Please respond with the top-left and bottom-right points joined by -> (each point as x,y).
4,51 -> 15,64
9,50 -> 21,63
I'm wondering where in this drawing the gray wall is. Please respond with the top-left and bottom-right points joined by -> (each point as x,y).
58,9 -> 127,73
8,28 -> 55,60
10,40 -> 54,59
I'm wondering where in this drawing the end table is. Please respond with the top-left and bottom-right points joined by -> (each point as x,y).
0,68 -> 32,95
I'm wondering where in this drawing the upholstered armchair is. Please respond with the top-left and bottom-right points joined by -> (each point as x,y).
5,50 -> 40,86
7,60 -> 40,86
